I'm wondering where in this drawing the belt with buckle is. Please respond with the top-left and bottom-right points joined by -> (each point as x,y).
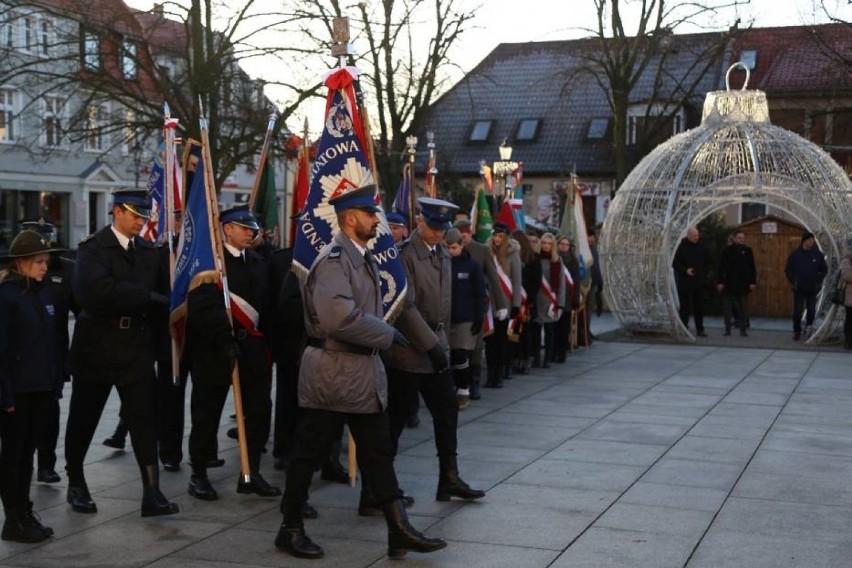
116,316 -> 144,329
306,337 -> 379,357
427,322 -> 446,332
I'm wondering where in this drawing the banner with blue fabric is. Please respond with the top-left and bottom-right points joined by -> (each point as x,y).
292,66 -> 407,319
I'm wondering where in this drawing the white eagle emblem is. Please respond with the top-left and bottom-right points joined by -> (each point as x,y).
325,100 -> 355,139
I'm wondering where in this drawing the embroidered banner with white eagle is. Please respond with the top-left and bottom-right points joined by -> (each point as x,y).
292,66 -> 407,319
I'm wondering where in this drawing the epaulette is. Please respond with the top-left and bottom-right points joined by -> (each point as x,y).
78,233 -> 95,245
327,245 -> 341,259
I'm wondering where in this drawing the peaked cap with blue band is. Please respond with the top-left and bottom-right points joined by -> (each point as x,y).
20,216 -> 56,237
220,205 -> 260,230
328,184 -> 382,214
417,197 -> 458,231
386,211 -> 407,226
112,188 -> 152,219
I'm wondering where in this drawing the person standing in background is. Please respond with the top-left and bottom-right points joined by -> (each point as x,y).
672,227 -> 711,337
716,231 -> 757,337
784,231 -> 827,341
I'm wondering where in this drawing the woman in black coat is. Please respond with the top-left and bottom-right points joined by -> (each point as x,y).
0,231 -> 64,542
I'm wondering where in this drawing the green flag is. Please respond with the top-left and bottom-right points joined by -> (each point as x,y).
254,155 -> 278,233
472,187 -> 493,242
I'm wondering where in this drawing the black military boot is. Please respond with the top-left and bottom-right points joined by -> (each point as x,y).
140,465 -> 180,517
188,467 -> 218,501
383,498 -> 447,558
66,469 -> 97,514
237,454 -> 282,497
22,502 -> 53,538
320,439 -> 349,484
1,509 -> 49,543
436,466 -> 486,502
492,365 -> 504,388
102,420 -> 128,450
360,487 -> 415,517
275,502 -> 324,559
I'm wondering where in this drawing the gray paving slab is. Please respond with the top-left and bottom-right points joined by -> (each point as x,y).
7,321 -> 852,567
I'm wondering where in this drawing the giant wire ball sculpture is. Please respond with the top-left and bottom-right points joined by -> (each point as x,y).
600,65 -> 852,344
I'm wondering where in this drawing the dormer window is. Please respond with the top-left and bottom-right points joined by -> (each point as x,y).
516,118 -> 540,141
586,117 -> 609,140
468,120 -> 492,142
739,49 -> 757,70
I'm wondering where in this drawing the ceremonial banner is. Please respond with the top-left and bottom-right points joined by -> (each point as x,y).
289,136 -> 311,247
140,134 -> 182,242
253,150 -> 278,233
392,163 -> 412,222
169,154 -> 217,351
470,187 -> 493,242
292,66 -> 407,318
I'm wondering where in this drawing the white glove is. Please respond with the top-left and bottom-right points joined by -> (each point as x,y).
495,308 -> 509,321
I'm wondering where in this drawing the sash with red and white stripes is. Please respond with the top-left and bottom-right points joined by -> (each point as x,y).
217,281 -> 262,337
494,255 -> 527,331
482,292 -> 494,337
540,275 -> 562,320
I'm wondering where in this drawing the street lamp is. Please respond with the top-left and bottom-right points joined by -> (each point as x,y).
492,138 -> 518,208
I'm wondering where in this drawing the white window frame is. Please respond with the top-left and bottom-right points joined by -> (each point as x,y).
40,18 -> 52,56
122,39 -> 137,79
0,88 -> 19,143
626,103 -> 685,145
41,95 -> 66,148
82,30 -> 100,71
22,14 -> 36,53
85,102 -> 110,152
1,11 -> 15,49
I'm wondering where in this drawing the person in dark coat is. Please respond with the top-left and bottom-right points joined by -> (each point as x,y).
672,227 -> 711,337
553,236 -> 579,362
784,231 -> 828,340
19,218 -> 77,485
0,231 -> 65,542
716,231 -> 757,337
383,197 -> 485,506
275,185 -> 446,560
513,230 -> 541,373
445,229 -> 486,409
185,206 -> 278,501
64,188 -> 178,517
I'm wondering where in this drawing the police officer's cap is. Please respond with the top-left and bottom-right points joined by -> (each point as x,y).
1,230 -> 65,261
20,216 -> 56,237
386,212 -> 407,227
220,205 -> 261,231
328,184 -> 382,214
112,188 -> 152,219
417,197 -> 458,231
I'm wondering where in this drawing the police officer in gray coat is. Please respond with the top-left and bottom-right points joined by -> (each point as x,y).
383,198 -> 486,503
275,185 -> 446,560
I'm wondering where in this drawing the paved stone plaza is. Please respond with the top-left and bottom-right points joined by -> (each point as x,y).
2,315 -> 851,567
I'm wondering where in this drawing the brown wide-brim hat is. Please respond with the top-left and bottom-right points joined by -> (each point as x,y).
1,230 -> 66,261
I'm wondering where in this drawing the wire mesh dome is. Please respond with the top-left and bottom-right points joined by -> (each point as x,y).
600,66 -> 852,344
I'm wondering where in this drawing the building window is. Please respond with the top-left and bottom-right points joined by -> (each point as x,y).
515,119 -> 540,142
81,29 -> 100,70
468,120 -> 492,143
42,96 -> 65,147
85,103 -> 109,151
586,117 -> 609,140
1,14 -> 13,49
627,105 -> 685,146
739,49 -> 757,70
122,39 -> 137,79
22,15 -> 35,52
740,202 -> 766,223
0,89 -> 18,142
40,19 -> 51,55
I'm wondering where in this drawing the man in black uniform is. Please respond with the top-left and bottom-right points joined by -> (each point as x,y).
185,206 -> 279,501
275,185 -> 446,560
383,198 -> 485,504
20,217 -> 76,484
65,188 -> 178,517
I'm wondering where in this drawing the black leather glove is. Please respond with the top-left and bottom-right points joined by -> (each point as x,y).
223,342 -> 239,373
392,328 -> 410,347
426,345 -> 450,373
510,306 -> 520,320
470,319 -> 482,335
149,292 -> 170,306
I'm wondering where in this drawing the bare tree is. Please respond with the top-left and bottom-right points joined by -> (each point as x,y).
576,0 -> 744,188
0,0 -> 321,188
278,0 -> 478,195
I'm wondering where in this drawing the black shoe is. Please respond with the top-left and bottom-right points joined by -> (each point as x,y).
1,510 -> 50,543
206,458 -> 225,468
102,436 -> 125,450
469,382 -> 481,401
436,471 -> 486,502
405,414 -> 420,429
383,499 -> 447,558
141,487 -> 180,517
22,502 -> 53,538
237,473 -> 282,497
226,428 -> 238,440
37,469 -> 61,483
320,461 -> 349,484
302,502 -> 318,519
188,475 -> 218,501
275,524 -> 324,559
67,484 -> 97,514
162,460 -> 181,473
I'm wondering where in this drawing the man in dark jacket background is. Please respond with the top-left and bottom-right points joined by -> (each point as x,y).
716,231 -> 757,337
784,231 -> 828,340
673,227 -> 711,337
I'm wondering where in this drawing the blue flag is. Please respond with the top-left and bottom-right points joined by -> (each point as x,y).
292,67 -> 407,319
140,139 -> 166,242
170,155 -> 217,349
392,163 -> 411,219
